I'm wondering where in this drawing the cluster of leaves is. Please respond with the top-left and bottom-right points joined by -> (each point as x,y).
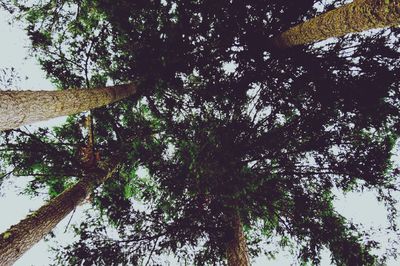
2,0 -> 400,265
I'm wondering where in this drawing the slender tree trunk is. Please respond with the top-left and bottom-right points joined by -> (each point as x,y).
226,211 -> 250,266
0,83 -> 136,131
0,165 -> 119,266
273,0 -> 400,48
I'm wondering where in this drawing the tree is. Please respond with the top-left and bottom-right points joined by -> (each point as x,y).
0,111 -> 124,264
0,163 -> 119,266
0,83 -> 137,131
6,0 -> 400,265
273,0 -> 400,48
226,211 -> 251,266
0,99 -> 162,264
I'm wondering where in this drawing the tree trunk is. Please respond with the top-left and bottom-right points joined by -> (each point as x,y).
273,0 -> 400,48
0,165 -> 119,266
0,83 -> 136,131
226,211 -> 250,266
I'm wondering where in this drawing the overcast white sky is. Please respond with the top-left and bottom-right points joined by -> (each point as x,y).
0,6 -> 399,266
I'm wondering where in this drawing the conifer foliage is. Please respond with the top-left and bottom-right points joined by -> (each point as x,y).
1,0 -> 400,265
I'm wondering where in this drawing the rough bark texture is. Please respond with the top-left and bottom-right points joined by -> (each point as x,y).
80,114 -> 97,169
0,83 -> 137,131
0,166 -> 118,266
274,0 -> 400,48
226,211 -> 250,266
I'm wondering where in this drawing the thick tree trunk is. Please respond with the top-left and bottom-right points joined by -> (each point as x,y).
0,165 -> 118,266
226,211 -> 250,266
0,83 -> 136,131
273,0 -> 400,48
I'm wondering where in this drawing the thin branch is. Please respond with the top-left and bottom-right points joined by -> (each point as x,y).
64,207 -> 77,233
145,236 -> 160,266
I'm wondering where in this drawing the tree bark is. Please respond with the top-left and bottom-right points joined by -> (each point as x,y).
273,0 -> 400,48
226,211 -> 250,266
0,165 -> 119,266
0,83 -> 137,131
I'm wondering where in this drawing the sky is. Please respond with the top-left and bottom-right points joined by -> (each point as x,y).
0,6 -> 399,266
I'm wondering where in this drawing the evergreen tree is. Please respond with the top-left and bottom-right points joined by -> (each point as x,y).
0,101 -> 160,263
0,163 -> 119,266
3,0 -> 400,265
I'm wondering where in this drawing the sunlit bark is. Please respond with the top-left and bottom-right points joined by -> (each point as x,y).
274,0 -> 400,48
0,83 -> 136,131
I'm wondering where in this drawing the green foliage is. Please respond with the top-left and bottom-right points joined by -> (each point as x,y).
4,0 -> 400,265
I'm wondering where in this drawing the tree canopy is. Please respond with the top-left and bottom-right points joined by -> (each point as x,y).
2,0 -> 400,265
